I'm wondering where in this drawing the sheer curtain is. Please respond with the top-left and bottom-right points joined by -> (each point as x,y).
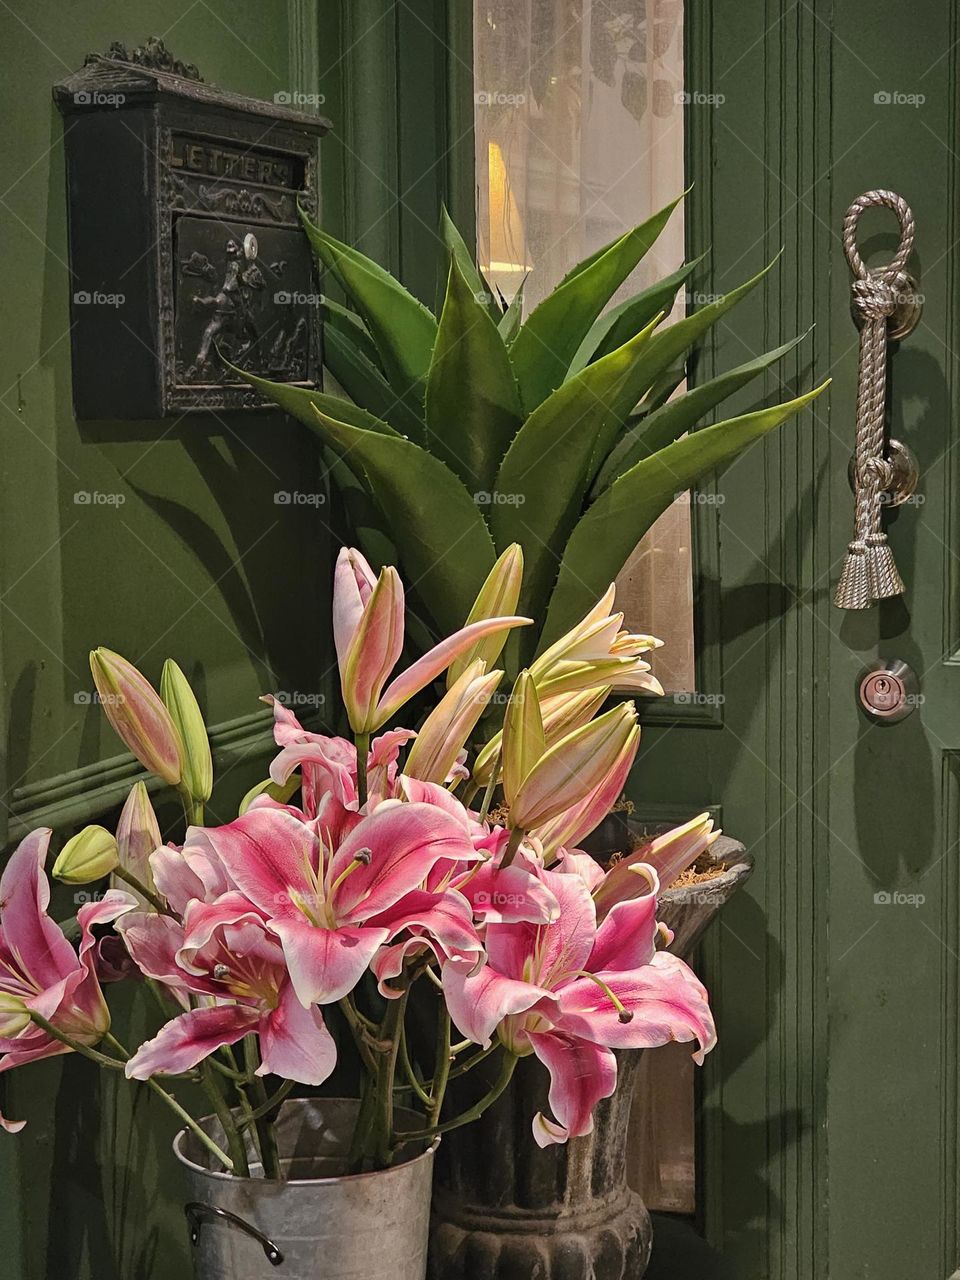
474,0 -> 695,692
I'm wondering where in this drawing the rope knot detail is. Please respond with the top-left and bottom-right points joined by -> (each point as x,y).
834,190 -> 914,610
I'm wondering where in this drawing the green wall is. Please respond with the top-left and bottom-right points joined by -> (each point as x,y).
0,3 -> 328,1275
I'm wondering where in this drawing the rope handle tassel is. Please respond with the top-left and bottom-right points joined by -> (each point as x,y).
834,189 -> 914,610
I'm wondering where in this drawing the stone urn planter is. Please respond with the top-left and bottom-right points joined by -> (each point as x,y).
428,833 -> 752,1280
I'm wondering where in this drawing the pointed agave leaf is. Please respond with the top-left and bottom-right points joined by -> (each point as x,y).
554,188 -> 691,288
320,296 -> 382,369
593,332 -> 808,494
567,254 -> 706,377
425,255 -> 524,493
324,326 -> 426,439
308,408 -> 497,635
499,278 -> 526,344
540,382 -> 830,647
440,206 -> 500,320
605,259 -> 777,423
300,212 -> 438,403
233,366 -> 402,439
508,192 -> 684,413
491,316 -> 661,630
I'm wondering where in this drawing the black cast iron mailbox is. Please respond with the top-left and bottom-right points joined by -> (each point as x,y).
54,38 -> 331,420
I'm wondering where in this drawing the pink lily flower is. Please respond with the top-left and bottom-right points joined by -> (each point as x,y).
0,829 -> 136,1131
266,698 -> 415,818
197,802 -> 482,1008
399,778 -> 560,926
442,868 -> 715,1146
120,893 -> 335,1085
333,547 -> 531,734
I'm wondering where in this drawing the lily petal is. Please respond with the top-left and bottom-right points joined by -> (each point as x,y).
329,803 -> 477,922
271,921 -> 388,1007
0,829 -> 79,990
556,953 -> 717,1063
527,1029 -> 617,1145
258,983 -> 338,1085
442,962 -> 548,1048
374,615 -> 531,727
125,1003 -> 260,1079
199,808 -> 321,923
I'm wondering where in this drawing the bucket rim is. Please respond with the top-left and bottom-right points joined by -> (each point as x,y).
172,1096 -> 440,1186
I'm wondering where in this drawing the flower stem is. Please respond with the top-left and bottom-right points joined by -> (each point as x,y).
112,865 -> 175,917
28,1012 -> 126,1071
244,1036 -> 282,1179
238,1079 -> 294,1128
42,1020 -> 233,1173
398,1018 -> 432,1107
200,1063 -> 249,1177
477,749 -> 502,823
500,826 -> 525,869
355,732 -> 370,807
373,991 -> 406,1166
397,1049 -> 517,1147
178,785 -> 204,830
427,1004 -> 451,1128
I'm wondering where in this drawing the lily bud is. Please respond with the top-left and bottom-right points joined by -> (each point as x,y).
405,660 -> 503,784
161,659 -> 213,802
340,562 -> 406,733
447,545 -> 524,688
510,702 -> 640,831
500,671 -> 546,810
53,824 -> 119,885
594,813 -> 719,914
473,684 -> 609,790
89,648 -> 182,786
530,585 -> 664,698
116,782 -> 161,897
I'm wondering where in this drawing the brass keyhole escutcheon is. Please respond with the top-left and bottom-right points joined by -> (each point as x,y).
857,659 -> 920,723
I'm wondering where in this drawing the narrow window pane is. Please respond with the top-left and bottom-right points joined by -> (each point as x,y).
474,0 -> 695,693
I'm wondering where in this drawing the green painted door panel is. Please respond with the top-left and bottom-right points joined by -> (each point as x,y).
633,2 -> 960,1277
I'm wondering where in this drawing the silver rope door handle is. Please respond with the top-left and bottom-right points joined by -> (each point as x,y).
834,189 -> 922,610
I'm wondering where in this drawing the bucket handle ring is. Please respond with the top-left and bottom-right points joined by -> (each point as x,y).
185,1201 -> 285,1267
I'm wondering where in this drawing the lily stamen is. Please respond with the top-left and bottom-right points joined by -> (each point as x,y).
572,970 -> 634,1024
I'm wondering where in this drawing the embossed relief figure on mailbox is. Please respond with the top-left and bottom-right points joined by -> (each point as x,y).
54,39 -> 329,419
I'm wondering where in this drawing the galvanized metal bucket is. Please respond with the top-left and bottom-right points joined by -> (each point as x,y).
174,1098 -> 438,1279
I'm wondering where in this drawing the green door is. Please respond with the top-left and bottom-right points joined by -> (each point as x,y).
636,1 -> 960,1276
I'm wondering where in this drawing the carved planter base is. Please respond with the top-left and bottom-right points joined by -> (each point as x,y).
429,1053 -> 651,1280
428,834 -> 751,1280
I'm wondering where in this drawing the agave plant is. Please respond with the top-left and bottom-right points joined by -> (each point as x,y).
243,194 -> 827,676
